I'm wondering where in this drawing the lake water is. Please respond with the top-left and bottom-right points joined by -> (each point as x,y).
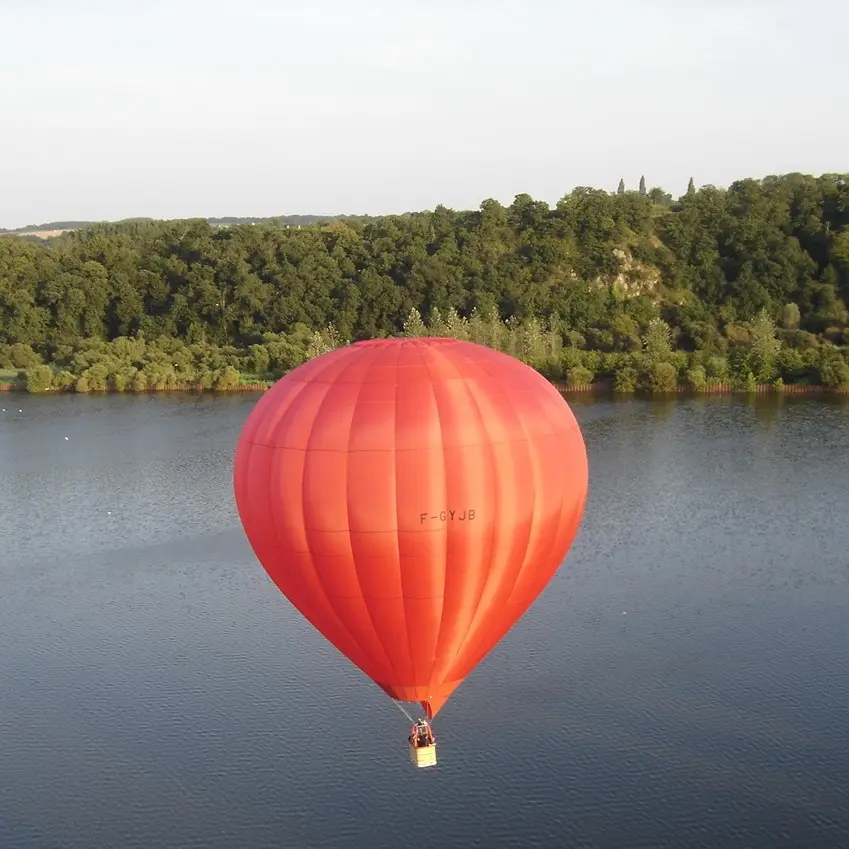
2,392 -> 849,849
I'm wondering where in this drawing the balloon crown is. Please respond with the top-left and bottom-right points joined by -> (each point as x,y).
352,337 -> 461,349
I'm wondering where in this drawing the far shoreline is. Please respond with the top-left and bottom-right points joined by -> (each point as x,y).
2,379 -> 847,398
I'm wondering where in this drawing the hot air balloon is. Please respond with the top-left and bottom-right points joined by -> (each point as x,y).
233,337 -> 588,767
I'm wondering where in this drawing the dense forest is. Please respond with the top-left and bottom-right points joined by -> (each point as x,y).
1,172 -> 848,394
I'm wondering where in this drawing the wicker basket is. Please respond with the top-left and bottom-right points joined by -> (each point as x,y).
409,742 -> 437,768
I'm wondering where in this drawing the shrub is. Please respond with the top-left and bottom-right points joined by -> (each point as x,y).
566,366 -> 594,387
819,355 -> 849,389
705,356 -> 729,380
130,370 -> 149,392
25,365 -> 54,393
81,364 -> 109,391
686,365 -> 707,392
109,370 -> 133,392
248,344 -> 271,374
213,366 -> 241,391
8,343 -> 41,369
613,365 -> 637,393
54,371 -> 77,390
642,361 -> 678,393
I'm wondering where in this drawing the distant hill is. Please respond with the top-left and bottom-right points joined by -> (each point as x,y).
0,220 -> 93,233
0,214 -> 351,240
208,215 -> 345,226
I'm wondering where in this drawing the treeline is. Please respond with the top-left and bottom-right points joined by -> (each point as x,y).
1,171 -> 848,393
0,214 -> 352,237
0,220 -> 92,235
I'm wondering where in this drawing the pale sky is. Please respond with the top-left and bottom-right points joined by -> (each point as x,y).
1,0 -> 845,228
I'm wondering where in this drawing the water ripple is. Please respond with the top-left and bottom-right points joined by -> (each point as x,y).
2,394 -> 849,848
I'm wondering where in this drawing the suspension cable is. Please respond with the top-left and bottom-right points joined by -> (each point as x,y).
391,699 -> 417,723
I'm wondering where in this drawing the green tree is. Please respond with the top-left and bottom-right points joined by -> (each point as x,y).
445,307 -> 469,341
402,308 -> 428,337
749,308 -> 781,382
781,302 -> 801,329
643,318 -> 673,361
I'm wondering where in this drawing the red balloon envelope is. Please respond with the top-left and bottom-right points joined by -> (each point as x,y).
233,338 -> 588,720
